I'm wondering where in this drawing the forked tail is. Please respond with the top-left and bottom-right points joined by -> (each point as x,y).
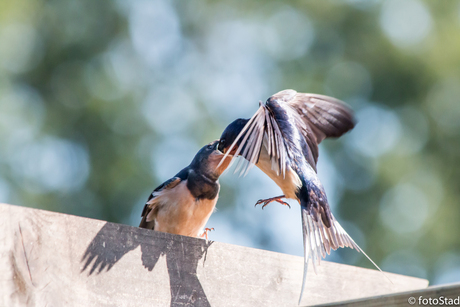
298,208 -> 393,305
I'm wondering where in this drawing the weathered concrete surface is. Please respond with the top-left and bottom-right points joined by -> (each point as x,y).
0,203 -> 428,307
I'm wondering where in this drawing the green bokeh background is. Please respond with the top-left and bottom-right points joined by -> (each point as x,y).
1,0 -> 460,285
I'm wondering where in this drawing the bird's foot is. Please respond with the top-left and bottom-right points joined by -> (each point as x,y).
200,227 -> 214,240
254,195 -> 290,209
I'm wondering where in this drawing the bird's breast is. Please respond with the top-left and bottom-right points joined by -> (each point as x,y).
153,180 -> 217,237
256,143 -> 302,201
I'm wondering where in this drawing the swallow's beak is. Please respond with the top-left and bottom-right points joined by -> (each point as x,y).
218,142 -> 237,155
217,140 -> 226,154
209,140 -> 231,174
211,140 -> 223,154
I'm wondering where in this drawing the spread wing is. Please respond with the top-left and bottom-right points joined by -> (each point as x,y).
218,89 -> 355,175
139,177 -> 182,229
271,89 -> 355,171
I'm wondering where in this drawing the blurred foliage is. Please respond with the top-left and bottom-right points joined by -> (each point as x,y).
1,0 -> 460,285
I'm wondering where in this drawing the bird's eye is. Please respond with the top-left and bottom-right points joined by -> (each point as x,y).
207,144 -> 213,149
219,139 -> 225,145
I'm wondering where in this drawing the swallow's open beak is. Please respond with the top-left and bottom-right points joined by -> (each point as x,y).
217,141 -> 225,154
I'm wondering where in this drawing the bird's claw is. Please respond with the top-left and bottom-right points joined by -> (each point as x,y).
255,199 -> 269,209
254,196 -> 290,209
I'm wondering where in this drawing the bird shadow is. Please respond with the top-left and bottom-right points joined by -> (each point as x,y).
81,222 -> 213,307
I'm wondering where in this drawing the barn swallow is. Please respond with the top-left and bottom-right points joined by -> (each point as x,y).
140,140 -> 231,239
217,89 -> 388,302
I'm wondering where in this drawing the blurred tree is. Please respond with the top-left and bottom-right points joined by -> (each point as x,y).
1,0 -> 459,285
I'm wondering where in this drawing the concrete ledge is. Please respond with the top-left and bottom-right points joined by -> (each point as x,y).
0,203 -> 428,306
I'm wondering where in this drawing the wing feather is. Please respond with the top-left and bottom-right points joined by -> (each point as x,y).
139,177 -> 182,229
286,92 -> 355,168
245,121 -> 265,176
270,114 -> 286,176
264,108 -> 273,157
240,118 -> 260,176
239,108 -> 266,176
217,108 -> 260,169
219,106 -> 280,177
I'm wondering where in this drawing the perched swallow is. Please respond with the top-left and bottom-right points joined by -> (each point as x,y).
217,89 -> 386,301
140,140 -> 230,238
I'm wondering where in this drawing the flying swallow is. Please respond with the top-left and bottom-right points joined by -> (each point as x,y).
217,89 -> 387,301
140,140 -> 230,239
